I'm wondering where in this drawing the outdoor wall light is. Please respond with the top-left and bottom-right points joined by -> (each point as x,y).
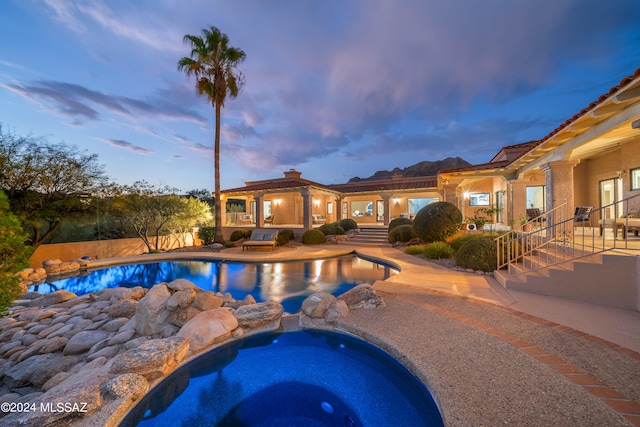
274,199 -> 281,206
463,191 -> 470,199
393,198 -> 401,204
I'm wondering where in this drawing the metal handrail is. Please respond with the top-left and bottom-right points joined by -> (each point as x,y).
496,194 -> 640,277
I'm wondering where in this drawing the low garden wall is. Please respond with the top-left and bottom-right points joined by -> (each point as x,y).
29,234 -> 198,268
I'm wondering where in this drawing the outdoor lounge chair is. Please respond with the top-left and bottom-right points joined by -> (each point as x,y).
312,214 -> 326,224
263,215 -> 275,226
573,206 -> 593,228
242,228 -> 278,251
598,212 -> 640,239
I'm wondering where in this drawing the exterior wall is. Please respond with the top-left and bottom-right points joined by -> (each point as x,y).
30,234 -> 196,268
265,193 -> 302,225
458,178 -> 498,223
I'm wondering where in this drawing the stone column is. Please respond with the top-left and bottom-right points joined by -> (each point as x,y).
443,183 -> 458,206
336,196 -> 343,221
542,160 -> 580,218
301,190 -> 312,230
380,193 -> 392,226
509,180 -> 528,226
254,193 -> 264,227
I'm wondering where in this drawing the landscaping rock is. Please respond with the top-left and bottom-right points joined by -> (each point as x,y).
301,292 -> 335,318
63,330 -> 111,355
338,284 -> 385,309
100,373 -> 149,400
235,301 -> 284,330
177,309 -> 238,352
109,336 -> 189,381
325,299 -> 349,324
135,284 -> 171,335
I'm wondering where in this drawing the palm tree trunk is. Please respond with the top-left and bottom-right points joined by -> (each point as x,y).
213,101 -> 224,244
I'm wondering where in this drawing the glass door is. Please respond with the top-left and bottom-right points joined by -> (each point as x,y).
376,200 -> 384,222
600,178 -> 623,219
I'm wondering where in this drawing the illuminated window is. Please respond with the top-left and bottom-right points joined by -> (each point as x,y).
469,193 -> 490,206
631,167 -> 640,191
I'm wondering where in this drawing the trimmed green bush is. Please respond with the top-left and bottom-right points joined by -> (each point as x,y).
319,224 -> 345,236
301,229 -> 326,245
413,202 -> 462,243
388,217 -> 412,232
404,245 -> 426,255
229,229 -> 251,241
224,241 -> 235,248
449,234 -> 481,252
423,241 -> 454,259
455,235 -> 497,272
198,226 -> 216,245
388,224 -> 416,243
338,218 -> 358,232
277,229 -> 295,246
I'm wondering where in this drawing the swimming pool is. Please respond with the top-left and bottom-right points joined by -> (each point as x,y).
119,330 -> 444,427
31,255 -> 397,313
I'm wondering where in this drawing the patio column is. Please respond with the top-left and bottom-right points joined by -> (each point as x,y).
254,193 -> 264,227
509,180 -> 528,226
380,193 -> 391,226
336,195 -> 343,221
542,160 -> 580,218
443,183 -> 458,205
301,189 -> 312,229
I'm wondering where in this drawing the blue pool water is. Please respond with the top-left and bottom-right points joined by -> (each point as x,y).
30,255 -> 397,313
119,330 -> 444,427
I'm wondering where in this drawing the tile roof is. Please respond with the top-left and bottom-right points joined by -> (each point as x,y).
327,176 -> 437,193
222,177 -> 333,194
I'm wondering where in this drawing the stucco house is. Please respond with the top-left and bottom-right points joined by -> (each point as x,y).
220,169 -> 441,229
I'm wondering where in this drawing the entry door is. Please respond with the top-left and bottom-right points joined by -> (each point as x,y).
600,178 -> 623,219
376,200 -> 384,222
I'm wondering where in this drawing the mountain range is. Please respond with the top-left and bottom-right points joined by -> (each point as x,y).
348,157 -> 470,182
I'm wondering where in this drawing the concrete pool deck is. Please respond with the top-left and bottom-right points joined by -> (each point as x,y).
91,243 -> 640,425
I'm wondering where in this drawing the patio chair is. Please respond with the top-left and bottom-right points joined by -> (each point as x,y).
574,206 -> 593,228
526,208 -> 545,227
264,215 -> 275,226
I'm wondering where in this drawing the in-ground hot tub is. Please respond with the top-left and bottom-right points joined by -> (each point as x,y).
119,330 -> 444,427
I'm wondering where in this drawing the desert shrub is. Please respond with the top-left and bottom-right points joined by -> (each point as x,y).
0,191 -> 33,313
455,235 -> 497,272
224,241 -> 235,248
423,241 -> 455,259
198,226 -> 216,245
413,202 -> 462,243
338,218 -> 358,231
404,245 -> 426,255
388,224 -> 416,243
229,229 -> 251,241
388,217 -> 412,232
277,229 -> 295,246
449,234 -> 481,252
319,224 -> 345,236
301,229 -> 326,245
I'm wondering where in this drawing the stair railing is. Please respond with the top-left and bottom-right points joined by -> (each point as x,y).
497,194 -> 640,278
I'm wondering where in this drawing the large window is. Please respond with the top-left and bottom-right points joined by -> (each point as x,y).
469,193 -> 490,206
408,197 -> 439,214
631,167 -> 640,191
351,200 -> 373,217
526,186 -> 545,210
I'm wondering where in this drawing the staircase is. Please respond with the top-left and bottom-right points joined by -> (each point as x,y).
495,194 -> 640,311
494,250 -> 638,311
348,228 -> 389,246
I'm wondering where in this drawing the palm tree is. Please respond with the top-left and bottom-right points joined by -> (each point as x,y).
178,26 -> 246,244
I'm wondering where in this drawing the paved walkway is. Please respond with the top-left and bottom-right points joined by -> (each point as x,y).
94,242 -> 640,425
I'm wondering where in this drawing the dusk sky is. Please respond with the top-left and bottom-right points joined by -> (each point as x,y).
2,1 -> 640,193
